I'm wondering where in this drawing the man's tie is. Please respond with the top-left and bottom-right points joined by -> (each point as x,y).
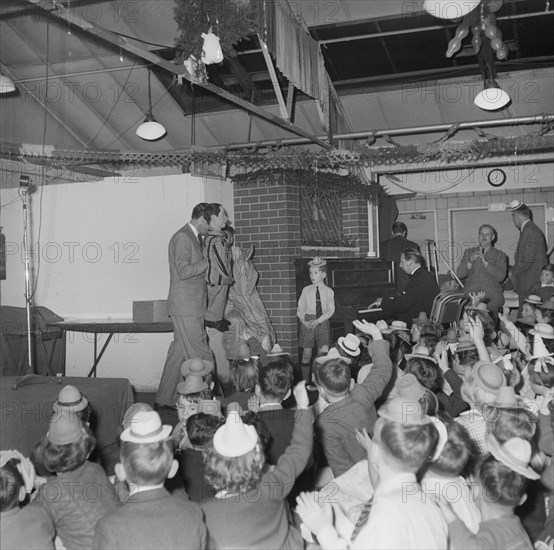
315,286 -> 322,318
351,499 -> 373,542
481,247 -> 485,256
198,234 -> 203,248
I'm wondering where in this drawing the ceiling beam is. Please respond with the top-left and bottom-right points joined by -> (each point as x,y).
23,0 -> 331,149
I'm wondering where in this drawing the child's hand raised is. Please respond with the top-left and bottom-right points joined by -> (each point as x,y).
353,320 -> 383,340
247,395 -> 260,413
296,492 -> 333,538
355,428 -> 372,453
293,381 -> 310,410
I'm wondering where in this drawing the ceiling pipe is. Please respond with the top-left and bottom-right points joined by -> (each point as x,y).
221,114 -> 554,151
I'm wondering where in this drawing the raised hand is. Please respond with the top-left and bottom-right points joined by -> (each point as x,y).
353,320 -> 383,340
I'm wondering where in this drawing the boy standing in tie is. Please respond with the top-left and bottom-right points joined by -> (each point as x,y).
297,257 -> 335,382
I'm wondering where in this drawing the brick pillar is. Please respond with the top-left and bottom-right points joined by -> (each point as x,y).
341,197 -> 369,256
234,174 -> 301,356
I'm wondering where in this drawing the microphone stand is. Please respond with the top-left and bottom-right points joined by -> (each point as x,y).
20,179 -> 34,374
425,240 -> 465,289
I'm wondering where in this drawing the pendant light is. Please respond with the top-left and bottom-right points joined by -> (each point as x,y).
136,69 -> 166,141
474,37 -> 510,111
0,73 -> 16,94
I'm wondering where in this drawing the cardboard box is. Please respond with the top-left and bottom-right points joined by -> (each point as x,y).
133,300 -> 170,323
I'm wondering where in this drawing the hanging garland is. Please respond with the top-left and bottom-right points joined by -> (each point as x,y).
2,131 -> 552,172
173,0 -> 260,60
231,168 -> 384,204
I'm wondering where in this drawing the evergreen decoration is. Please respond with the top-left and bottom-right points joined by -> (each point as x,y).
231,168 -> 384,204
173,0 -> 260,61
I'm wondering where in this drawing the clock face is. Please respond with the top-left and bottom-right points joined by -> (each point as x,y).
488,168 -> 507,187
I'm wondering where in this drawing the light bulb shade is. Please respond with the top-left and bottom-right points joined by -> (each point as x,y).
0,74 -> 16,94
201,32 -> 224,65
474,80 -> 511,110
424,0 -> 481,20
136,115 -> 166,140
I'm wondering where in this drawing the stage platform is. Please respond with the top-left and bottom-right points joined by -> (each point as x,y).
0,375 -> 133,455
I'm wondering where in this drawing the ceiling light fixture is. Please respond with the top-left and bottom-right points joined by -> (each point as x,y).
424,0 -> 481,20
474,37 -> 510,111
136,69 -> 166,141
0,73 -> 16,94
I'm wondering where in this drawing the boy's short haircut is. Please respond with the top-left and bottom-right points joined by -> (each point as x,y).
43,425 -> 96,474
258,363 -> 292,400
401,246 -> 424,265
377,417 -> 439,473
313,359 -> 351,395
202,203 -> 223,224
430,420 -> 471,477
186,413 -> 224,447
405,358 -> 444,393
120,439 -> 174,486
203,441 -> 264,493
490,408 -> 537,443
177,390 -> 212,403
191,202 -> 208,220
541,264 -> 554,275
477,454 -> 528,506
0,458 -> 24,512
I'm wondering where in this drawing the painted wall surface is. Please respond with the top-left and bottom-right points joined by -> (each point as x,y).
380,162 -> 553,196
0,173 -> 234,390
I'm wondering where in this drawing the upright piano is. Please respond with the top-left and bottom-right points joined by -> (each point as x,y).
294,258 -> 398,341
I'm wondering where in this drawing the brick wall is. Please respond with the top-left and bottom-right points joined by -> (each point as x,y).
234,175 -> 371,356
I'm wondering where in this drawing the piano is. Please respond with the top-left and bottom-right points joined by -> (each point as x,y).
294,258 -> 398,341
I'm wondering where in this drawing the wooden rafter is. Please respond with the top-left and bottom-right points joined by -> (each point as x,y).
23,0 -> 331,149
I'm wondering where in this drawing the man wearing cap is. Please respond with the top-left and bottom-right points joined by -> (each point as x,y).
371,246 -> 439,326
456,224 -> 508,315
510,202 -> 547,312
156,203 -> 214,410
380,221 -> 420,292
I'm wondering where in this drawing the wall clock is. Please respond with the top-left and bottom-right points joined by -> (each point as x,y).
487,168 -> 507,187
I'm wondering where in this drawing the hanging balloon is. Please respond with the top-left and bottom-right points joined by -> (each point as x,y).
456,23 -> 470,40
486,0 -> 504,12
446,37 -> 462,57
490,36 -> 504,51
472,34 -> 482,54
496,44 -> 509,60
484,23 -> 499,39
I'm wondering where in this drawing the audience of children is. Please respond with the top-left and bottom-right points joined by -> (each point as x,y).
6,254 -> 554,549
94,410 -> 207,549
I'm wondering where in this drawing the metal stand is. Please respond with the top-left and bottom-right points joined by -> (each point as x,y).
425,239 -> 465,288
20,177 -> 34,373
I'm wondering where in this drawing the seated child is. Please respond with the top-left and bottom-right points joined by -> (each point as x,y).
94,411 -> 206,549
297,257 -> 335,381
528,264 -> 554,306
421,419 -> 481,533
314,320 -> 393,477
30,384 -> 92,476
1,450 -> 55,550
221,356 -> 259,412
253,362 -> 295,465
440,434 -> 539,550
172,374 -> 213,451
34,411 -> 119,549
200,382 -> 313,549
296,397 -> 448,549
456,361 -> 506,458
179,412 -> 224,503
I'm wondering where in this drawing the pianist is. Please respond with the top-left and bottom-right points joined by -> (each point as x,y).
369,246 -> 439,326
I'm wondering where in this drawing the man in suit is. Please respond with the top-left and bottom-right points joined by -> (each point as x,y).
380,222 -> 420,292
510,202 -> 548,311
371,246 -> 439,326
155,203 -> 213,409
456,224 -> 508,314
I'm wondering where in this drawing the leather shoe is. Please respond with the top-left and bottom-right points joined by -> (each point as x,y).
215,320 -> 230,333
220,318 -> 231,328
204,320 -> 218,329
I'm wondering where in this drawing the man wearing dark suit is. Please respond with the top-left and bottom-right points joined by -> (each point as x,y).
380,222 -> 420,292
155,203 -> 214,408
456,224 -> 508,314
371,246 -> 439,326
510,202 -> 548,311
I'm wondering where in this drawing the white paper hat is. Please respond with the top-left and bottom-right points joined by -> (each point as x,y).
213,410 -> 258,457
53,385 -> 88,413
120,411 -> 172,444
338,333 -> 361,357
486,434 -> 540,480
